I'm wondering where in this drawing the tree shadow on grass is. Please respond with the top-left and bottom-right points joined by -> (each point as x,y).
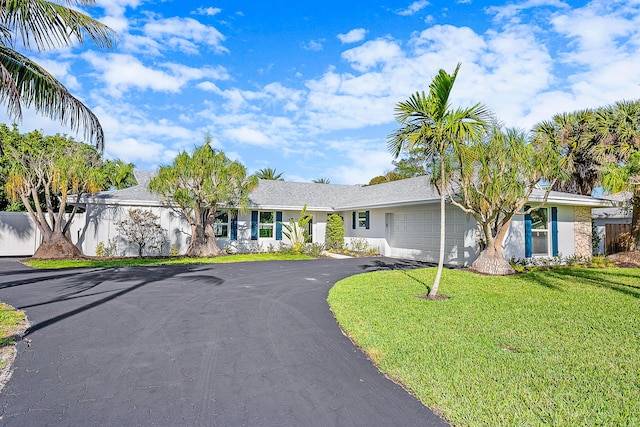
12,264 -> 224,337
358,258 -> 450,296
525,268 -> 640,299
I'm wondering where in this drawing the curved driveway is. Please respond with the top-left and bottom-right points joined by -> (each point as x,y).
0,258 -> 446,426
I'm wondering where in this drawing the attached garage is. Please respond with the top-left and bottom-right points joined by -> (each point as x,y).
385,204 -> 478,266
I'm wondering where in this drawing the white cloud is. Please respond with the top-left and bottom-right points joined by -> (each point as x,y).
193,7 -> 222,16
302,39 -> 324,51
82,52 -> 229,96
96,0 -> 141,17
143,17 -> 228,55
486,0 -> 569,22
324,139 -> 394,185
397,0 -> 430,16
223,127 -> 271,146
337,28 -> 367,44
341,38 -> 404,72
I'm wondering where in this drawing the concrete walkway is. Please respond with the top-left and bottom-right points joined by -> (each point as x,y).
0,257 -> 447,426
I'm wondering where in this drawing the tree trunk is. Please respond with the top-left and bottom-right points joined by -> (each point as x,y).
429,166 -> 446,298
186,224 -> 225,257
470,225 -> 515,275
32,231 -> 83,259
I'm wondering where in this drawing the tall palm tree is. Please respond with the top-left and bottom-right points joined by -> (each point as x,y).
0,0 -> 115,151
312,177 -> 331,184
387,63 -> 491,298
255,167 -> 284,181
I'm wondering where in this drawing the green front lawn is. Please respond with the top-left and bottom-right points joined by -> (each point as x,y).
25,252 -> 313,269
328,268 -> 640,426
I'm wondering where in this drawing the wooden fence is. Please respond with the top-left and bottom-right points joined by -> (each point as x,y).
605,223 -> 632,254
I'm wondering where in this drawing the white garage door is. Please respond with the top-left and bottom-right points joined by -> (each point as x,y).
387,205 -> 471,265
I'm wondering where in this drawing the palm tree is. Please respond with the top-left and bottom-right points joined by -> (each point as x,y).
0,0 -> 115,151
255,167 -> 284,180
533,109 -> 600,196
594,100 -> 640,249
312,177 -> 331,184
387,63 -> 491,298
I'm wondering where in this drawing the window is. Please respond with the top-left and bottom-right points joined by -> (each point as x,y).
530,208 -> 549,256
358,211 -> 368,229
214,211 -> 229,238
259,211 -> 275,238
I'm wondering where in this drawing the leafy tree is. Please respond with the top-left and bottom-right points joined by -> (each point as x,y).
255,167 -> 284,181
0,0 -> 115,151
325,214 -> 344,251
391,147 -> 427,178
312,177 -> 331,184
445,125 -> 562,275
102,159 -> 136,190
388,63 -> 491,297
368,172 -> 405,186
116,209 -> 167,257
149,136 -> 257,257
281,205 -> 312,252
3,129 -> 103,258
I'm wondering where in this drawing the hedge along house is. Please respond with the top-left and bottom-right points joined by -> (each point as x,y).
62,172 -> 607,264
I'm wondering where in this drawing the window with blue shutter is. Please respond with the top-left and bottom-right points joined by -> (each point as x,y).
251,211 -> 258,240
276,211 -> 283,240
352,211 -> 356,229
230,212 -> 238,241
365,211 -> 370,230
551,207 -> 558,256
524,206 -> 532,258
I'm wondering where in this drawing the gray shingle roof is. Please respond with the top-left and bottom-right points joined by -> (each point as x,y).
592,192 -> 629,219
78,171 -> 607,210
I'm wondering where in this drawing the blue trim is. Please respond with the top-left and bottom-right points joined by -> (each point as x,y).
352,211 -> 356,229
551,207 -> 558,257
524,206 -> 532,258
230,212 -> 238,241
365,211 -> 370,230
276,211 -> 283,240
251,211 -> 258,240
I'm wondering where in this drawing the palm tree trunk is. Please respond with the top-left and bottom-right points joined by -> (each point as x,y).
429,165 -> 446,297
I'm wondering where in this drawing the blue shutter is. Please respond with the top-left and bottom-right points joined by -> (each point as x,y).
352,211 -> 356,229
365,211 -> 370,230
251,211 -> 258,240
276,211 -> 283,240
524,206 -> 532,258
551,207 -> 558,257
230,212 -> 238,241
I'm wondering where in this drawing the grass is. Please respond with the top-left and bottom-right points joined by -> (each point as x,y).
25,252 -> 313,269
0,304 -> 27,370
328,267 -> 640,426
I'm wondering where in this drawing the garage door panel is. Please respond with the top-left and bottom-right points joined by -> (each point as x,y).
388,206 -> 470,265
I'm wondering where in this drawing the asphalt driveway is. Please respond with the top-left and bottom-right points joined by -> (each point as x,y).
0,257 -> 447,426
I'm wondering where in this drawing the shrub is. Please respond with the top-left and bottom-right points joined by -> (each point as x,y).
95,238 -> 117,257
303,243 -> 325,257
116,209 -> 168,257
281,205 -> 312,252
349,236 -> 370,253
325,214 -> 344,251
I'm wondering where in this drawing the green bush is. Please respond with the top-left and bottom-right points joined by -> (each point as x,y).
325,214 -> 344,251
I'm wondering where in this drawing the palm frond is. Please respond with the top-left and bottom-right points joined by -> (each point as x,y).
0,0 -> 116,50
0,44 -> 103,149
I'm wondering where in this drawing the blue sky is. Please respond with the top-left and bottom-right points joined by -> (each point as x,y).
4,0 -> 640,184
